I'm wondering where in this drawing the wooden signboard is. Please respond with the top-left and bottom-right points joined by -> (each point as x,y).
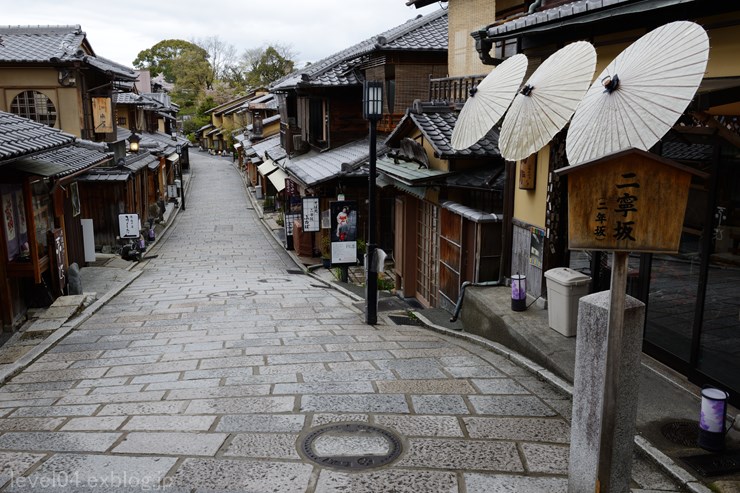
92,97 -> 113,133
519,154 -> 536,190
556,148 -> 706,253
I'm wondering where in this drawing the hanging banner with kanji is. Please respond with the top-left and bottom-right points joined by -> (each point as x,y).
92,97 -> 113,133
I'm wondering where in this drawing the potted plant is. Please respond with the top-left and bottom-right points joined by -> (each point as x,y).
320,234 -> 332,268
356,239 -> 366,264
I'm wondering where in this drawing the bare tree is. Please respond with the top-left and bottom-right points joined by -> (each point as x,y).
192,36 -> 238,82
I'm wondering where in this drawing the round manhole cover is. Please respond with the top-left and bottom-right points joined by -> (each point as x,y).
661,420 -> 699,447
298,423 -> 403,470
207,290 -> 257,299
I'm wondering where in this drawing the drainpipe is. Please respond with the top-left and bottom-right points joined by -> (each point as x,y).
450,278 -> 504,323
528,0 -> 544,13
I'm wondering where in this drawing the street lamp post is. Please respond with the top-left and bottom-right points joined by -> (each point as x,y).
128,132 -> 140,153
175,144 -> 186,211
363,81 -> 382,325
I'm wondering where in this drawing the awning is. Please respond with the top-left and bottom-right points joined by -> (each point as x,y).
234,142 -> 243,150
268,168 -> 288,192
257,159 -> 278,176
4,158 -> 69,177
440,200 -> 501,223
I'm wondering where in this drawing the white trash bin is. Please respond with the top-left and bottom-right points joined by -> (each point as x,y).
544,267 -> 591,337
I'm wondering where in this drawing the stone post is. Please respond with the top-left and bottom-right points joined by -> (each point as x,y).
568,291 -> 646,493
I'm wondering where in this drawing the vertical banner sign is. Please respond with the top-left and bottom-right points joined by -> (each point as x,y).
286,178 -> 299,197
302,197 -> 320,232
92,97 -> 113,133
285,196 -> 302,248
330,200 -> 358,265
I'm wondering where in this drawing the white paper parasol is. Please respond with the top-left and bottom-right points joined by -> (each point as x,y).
451,53 -> 528,150
566,21 -> 709,165
499,41 -> 597,162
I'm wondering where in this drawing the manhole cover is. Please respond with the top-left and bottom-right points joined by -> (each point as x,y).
207,290 -> 257,299
661,420 -> 699,447
682,451 -> 740,477
298,423 -> 403,470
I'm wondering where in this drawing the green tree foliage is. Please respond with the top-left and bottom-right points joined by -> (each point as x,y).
241,44 -> 296,87
133,39 -> 208,83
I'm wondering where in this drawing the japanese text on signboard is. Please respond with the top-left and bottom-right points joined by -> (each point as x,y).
593,172 -> 639,243
302,197 -> 320,232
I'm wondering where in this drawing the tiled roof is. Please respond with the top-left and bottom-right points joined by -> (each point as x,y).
251,135 -> 281,159
272,8 -> 447,90
113,92 -> 145,105
0,25 -> 86,62
265,144 -> 287,162
0,111 -> 75,161
482,0 -> 724,41
10,139 -> 112,178
142,131 -> 189,154
661,141 -> 714,162
77,170 -> 129,182
445,166 -> 506,192
386,108 -> 501,159
123,152 -> 158,173
283,138 -> 385,187
0,25 -> 136,80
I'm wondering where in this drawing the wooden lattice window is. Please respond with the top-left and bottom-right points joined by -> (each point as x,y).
10,90 -> 57,128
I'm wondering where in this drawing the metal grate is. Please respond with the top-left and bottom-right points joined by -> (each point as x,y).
388,315 -> 423,326
661,420 -> 699,448
682,451 -> 740,477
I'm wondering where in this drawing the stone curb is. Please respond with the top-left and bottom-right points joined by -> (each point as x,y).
410,310 -> 711,493
0,270 -> 143,386
0,157 -> 194,386
232,157 -> 712,491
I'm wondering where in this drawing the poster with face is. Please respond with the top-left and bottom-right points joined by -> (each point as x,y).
330,200 -> 358,265
331,201 -> 357,243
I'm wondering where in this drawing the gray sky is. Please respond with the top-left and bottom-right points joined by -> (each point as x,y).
2,1 -> 442,68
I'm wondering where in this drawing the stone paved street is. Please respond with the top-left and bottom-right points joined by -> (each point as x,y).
0,151 -> 688,492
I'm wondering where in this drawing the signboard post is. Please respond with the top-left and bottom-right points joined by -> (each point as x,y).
557,148 -> 706,493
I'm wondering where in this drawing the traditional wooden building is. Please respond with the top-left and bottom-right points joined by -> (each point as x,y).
0,25 -> 137,142
267,7 -> 448,260
0,112 -> 112,329
407,0 -> 740,404
380,101 -> 505,310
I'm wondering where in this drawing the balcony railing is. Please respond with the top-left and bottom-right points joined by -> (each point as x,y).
429,74 -> 487,106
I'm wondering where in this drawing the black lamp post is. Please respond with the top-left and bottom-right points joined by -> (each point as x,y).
175,144 -> 186,211
363,80 -> 382,325
128,132 -> 140,153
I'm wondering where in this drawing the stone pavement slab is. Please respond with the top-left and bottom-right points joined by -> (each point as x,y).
0,152 -> 703,492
